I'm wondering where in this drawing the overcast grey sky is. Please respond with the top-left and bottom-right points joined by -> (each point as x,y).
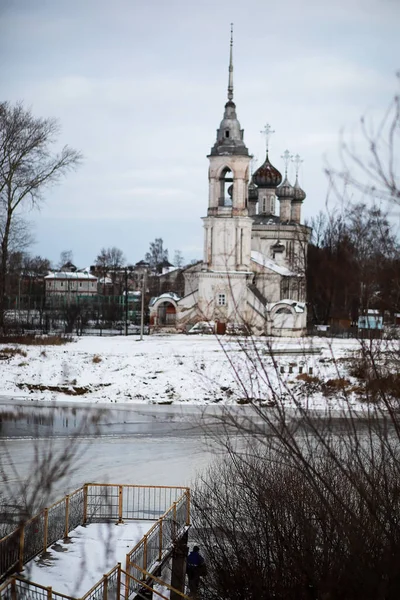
1,0 -> 399,267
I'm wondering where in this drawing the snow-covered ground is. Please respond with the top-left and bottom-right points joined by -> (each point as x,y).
0,333 -> 373,410
25,521 -> 152,597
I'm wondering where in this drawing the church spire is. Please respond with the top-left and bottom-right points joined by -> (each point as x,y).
209,25 -> 248,157
228,23 -> 234,101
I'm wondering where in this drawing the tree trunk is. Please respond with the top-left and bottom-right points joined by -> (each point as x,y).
0,207 -> 12,333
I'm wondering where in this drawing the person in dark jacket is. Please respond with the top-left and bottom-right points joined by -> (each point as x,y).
186,545 -> 205,597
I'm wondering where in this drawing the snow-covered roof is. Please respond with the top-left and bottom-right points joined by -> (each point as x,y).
149,292 -> 181,306
251,251 -> 295,276
45,271 -> 97,281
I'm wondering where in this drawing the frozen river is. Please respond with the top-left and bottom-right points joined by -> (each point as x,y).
0,399 -> 226,497
0,397 -> 383,502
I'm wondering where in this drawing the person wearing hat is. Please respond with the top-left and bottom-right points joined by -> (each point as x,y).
186,545 -> 206,597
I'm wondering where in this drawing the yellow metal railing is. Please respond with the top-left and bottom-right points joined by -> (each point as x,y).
1,562 -> 191,600
125,489 -> 190,596
0,484 -> 190,599
0,576 -> 76,600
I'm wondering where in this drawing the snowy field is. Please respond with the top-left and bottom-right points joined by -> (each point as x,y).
25,521 -> 152,597
0,333 -> 379,410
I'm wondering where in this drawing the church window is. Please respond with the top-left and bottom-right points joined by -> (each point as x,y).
225,130 -> 230,138
217,293 -> 226,306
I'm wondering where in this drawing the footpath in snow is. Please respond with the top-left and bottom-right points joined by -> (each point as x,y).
25,521 -> 152,597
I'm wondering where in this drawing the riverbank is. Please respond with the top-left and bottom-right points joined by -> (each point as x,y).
0,334 -> 366,409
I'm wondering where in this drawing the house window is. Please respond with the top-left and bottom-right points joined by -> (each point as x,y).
61,282 -> 63,287
79,282 -> 82,287
217,293 -> 226,306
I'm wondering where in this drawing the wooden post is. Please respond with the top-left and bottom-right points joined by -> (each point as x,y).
47,587 -> 52,600
43,509 -> 49,554
143,535 -> 148,577
64,495 -> 70,539
118,485 -> 123,523
172,502 -> 177,539
117,563 -> 121,598
83,484 -> 88,525
170,530 -> 188,600
186,490 -> 191,526
158,518 -> 163,561
103,574 -> 108,600
11,579 -> 17,600
18,523 -> 25,571
125,555 -> 130,600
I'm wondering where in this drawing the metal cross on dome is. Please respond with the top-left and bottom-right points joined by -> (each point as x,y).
292,153 -> 304,177
260,123 -> 275,155
281,149 -> 293,176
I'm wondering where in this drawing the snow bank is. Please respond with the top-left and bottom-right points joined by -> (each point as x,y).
0,334 -> 368,410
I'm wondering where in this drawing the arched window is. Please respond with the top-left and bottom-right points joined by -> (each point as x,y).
219,167 -> 233,207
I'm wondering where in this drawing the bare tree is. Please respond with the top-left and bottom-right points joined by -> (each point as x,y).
94,246 -> 125,295
329,85 -> 400,205
145,238 -> 169,274
173,249 -> 184,268
0,101 -> 82,331
57,250 -> 74,270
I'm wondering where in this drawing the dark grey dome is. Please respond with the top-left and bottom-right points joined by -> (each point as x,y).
276,176 -> 295,199
293,176 -> 306,201
253,154 -> 282,188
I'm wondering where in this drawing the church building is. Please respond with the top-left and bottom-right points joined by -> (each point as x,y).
150,30 -> 311,336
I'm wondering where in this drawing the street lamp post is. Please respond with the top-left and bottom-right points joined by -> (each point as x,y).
140,263 -> 149,341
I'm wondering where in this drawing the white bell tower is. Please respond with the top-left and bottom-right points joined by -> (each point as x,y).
202,25 -> 252,272
197,25 -> 253,326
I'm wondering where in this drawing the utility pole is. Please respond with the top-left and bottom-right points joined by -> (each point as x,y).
124,268 -> 128,336
140,264 -> 148,341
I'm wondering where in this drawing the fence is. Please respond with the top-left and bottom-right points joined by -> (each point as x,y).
0,484 -> 190,587
0,563 -> 191,600
125,491 -> 190,598
0,486 -> 86,581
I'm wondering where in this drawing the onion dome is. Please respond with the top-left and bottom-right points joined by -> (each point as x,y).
227,183 -> 233,198
248,180 -> 258,201
293,176 -> 306,201
253,154 -> 282,189
276,176 -> 295,199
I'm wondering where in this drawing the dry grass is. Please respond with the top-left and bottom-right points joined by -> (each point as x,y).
0,347 -> 27,359
92,354 -> 102,364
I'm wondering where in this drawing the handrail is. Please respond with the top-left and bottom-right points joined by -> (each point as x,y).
1,484 -> 191,600
126,564 -> 191,600
0,575 -> 76,599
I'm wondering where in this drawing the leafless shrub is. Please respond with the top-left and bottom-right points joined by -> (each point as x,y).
0,334 -> 74,345
92,354 -> 102,364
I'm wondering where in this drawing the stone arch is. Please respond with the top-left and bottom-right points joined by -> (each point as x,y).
149,295 -> 179,327
218,166 -> 233,207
